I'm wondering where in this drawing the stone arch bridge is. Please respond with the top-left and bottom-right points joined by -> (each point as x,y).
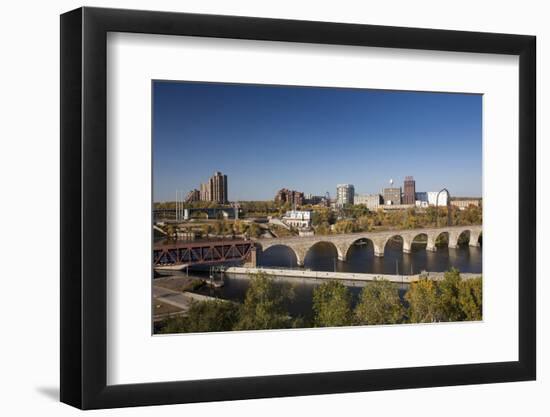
253,225 -> 481,266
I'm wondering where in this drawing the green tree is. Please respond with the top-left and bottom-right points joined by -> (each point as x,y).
356,215 -> 373,232
374,209 -> 386,226
311,210 -> 323,226
315,222 -> 331,235
354,279 -> 404,325
234,272 -> 294,330
438,268 -> 464,322
386,211 -> 402,227
312,280 -> 353,327
164,224 -> 176,240
159,300 -> 239,334
334,220 -> 355,234
426,206 -> 438,226
405,278 -> 441,323
327,210 -> 337,225
402,207 -> 418,229
233,220 -> 246,234
201,224 -> 212,237
214,220 -> 225,235
247,222 -> 262,238
459,277 -> 483,321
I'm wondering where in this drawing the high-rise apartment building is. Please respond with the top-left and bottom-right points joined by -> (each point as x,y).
199,171 -> 228,203
209,171 -> 228,204
275,188 -> 304,207
403,176 -> 416,204
200,182 -> 210,201
185,189 -> 200,203
336,184 -> 355,207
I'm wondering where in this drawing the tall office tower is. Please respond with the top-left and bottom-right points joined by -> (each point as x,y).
336,184 -> 355,207
403,176 -> 416,204
209,171 -> 228,204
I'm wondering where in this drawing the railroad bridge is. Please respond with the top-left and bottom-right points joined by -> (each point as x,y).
253,225 -> 482,266
153,239 -> 255,267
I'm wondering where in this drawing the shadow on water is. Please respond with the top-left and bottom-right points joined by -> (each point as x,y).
259,238 -> 482,275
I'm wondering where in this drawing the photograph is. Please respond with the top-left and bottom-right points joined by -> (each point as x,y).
53,2 -> 540,411
152,81 -> 483,334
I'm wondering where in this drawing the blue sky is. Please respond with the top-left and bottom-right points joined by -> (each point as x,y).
153,81 -> 482,202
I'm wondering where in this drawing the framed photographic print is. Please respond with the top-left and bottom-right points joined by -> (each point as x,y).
60,7 -> 536,409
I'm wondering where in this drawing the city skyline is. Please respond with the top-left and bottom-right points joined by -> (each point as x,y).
153,81 -> 482,202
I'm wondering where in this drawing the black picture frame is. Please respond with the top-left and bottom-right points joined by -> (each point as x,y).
60,6 -> 536,410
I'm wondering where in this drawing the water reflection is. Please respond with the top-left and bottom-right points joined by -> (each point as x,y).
259,239 -> 482,275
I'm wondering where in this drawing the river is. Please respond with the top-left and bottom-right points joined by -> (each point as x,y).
183,240 -> 482,323
260,239 -> 482,275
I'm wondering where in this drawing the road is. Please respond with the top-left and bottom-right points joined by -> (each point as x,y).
153,284 -> 227,312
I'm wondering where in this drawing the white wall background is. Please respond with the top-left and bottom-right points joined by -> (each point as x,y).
0,0 -> 545,415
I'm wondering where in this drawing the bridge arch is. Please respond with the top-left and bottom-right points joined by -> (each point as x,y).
452,228 -> 482,248
403,232 -> 428,253
452,229 -> 471,248
431,231 -> 450,250
344,237 -> 375,261
303,241 -> 343,268
474,230 -> 482,246
258,242 -> 305,267
260,244 -> 299,268
251,224 -> 482,259
382,235 -> 404,256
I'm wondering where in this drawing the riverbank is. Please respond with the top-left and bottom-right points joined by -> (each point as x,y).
225,266 -> 480,283
153,277 -> 228,321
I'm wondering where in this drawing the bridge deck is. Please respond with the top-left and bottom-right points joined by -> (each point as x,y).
251,224 -> 482,245
154,238 -> 251,249
249,224 -> 482,263
153,239 -> 255,266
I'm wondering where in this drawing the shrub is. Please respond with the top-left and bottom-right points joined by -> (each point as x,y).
159,299 -> 239,334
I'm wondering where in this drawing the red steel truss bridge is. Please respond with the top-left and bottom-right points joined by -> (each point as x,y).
153,239 -> 255,267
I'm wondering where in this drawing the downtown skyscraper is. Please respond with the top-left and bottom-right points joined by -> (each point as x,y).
200,171 -> 228,204
403,176 -> 416,204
